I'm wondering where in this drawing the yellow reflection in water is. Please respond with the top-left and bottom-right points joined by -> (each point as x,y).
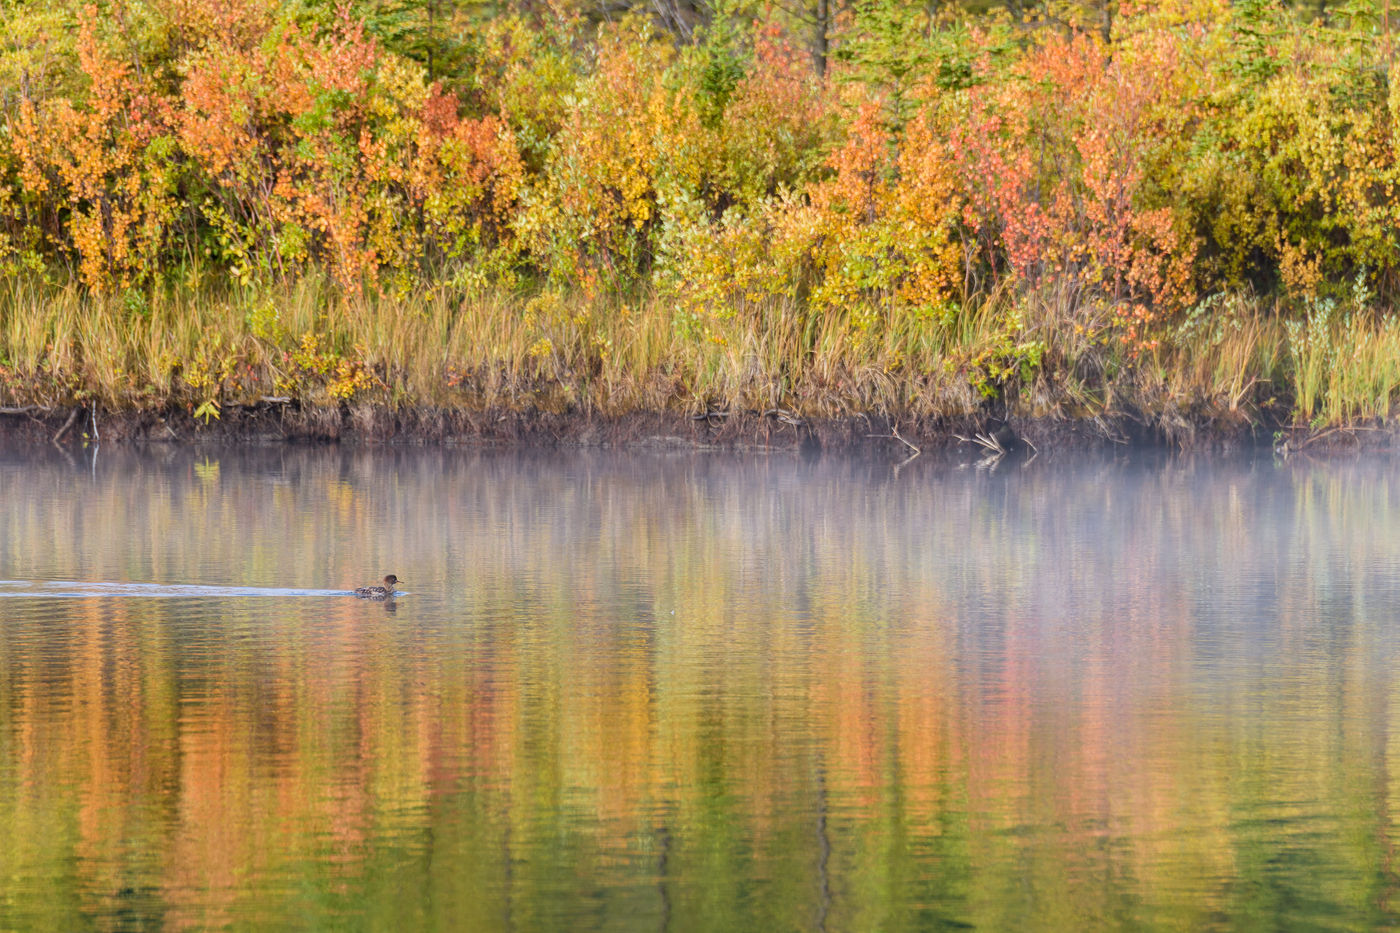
0,450 -> 1397,930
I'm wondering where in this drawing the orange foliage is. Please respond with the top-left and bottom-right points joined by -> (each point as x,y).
4,0 -> 527,291
12,7 -> 179,290
179,12 -> 521,288
800,98 -> 960,314
949,29 -> 1198,343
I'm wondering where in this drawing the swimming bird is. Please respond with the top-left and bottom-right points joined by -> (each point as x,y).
354,574 -> 401,599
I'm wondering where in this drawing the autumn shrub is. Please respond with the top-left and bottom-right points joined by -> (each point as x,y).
945,25 -> 1200,350
660,86 -> 957,365
11,8 -> 181,290
710,23 -> 833,211
514,20 -> 708,288
1135,0 -> 1400,319
179,10 -> 524,290
649,22 -> 833,326
470,13 -> 583,170
4,0 -> 528,293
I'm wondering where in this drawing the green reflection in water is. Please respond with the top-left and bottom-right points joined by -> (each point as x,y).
0,448 -> 1398,930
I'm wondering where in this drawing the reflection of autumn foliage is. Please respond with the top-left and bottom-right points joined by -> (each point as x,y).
1,450 -> 1398,927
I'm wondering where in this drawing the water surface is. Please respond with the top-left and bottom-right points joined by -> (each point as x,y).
1,444 -> 1399,931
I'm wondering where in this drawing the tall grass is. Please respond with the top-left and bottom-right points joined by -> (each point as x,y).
1,272 -> 1398,432
1286,301 -> 1400,427
0,274 -> 988,417
1147,294 -> 1288,419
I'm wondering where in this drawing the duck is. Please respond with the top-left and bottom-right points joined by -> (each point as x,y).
354,574 -> 401,599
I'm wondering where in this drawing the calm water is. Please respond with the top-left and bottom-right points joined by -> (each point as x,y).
2,444 -> 1400,931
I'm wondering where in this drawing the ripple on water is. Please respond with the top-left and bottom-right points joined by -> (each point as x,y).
0,580 -> 354,598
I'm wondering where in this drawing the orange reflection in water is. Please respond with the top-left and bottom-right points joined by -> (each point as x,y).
0,449 -> 1399,930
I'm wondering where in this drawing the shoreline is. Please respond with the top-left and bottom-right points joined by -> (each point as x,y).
1,402 -> 1368,455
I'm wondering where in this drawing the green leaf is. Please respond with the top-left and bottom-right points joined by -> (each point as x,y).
194,399 -> 221,423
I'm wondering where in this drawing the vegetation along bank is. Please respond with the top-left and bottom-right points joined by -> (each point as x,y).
2,0 -> 1400,450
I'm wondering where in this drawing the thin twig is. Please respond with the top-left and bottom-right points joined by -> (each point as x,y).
1292,424 -> 1384,451
1092,416 -> 1128,444
1228,377 -> 1259,412
52,408 -> 80,444
865,423 -> 920,456
955,432 -> 1007,456
891,448 -> 920,475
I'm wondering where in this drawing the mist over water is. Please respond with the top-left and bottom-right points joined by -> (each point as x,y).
1,444 -> 1398,931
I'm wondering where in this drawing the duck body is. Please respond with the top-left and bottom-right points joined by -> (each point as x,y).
355,574 -> 401,599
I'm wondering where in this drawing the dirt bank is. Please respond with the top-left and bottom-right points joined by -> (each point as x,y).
0,399 -> 1346,456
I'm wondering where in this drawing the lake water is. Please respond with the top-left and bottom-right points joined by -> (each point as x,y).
2,443 -> 1400,931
